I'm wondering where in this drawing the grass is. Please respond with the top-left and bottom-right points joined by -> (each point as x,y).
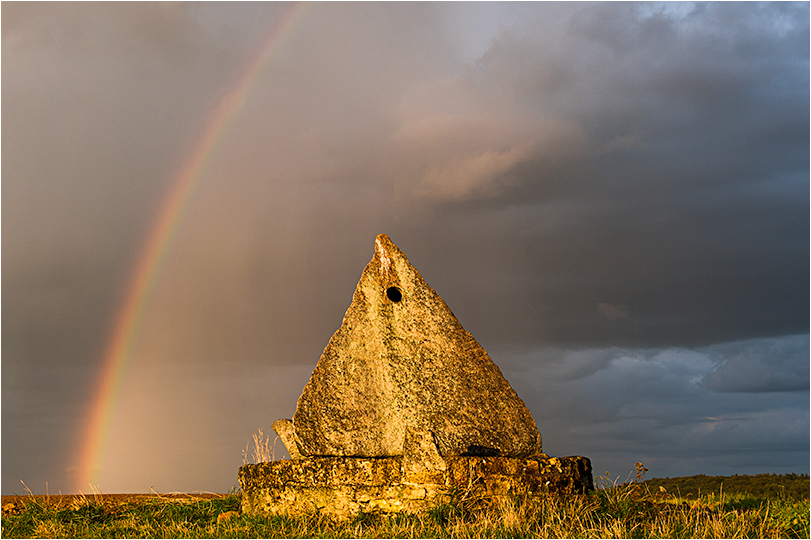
643,472 -> 810,501
2,480 -> 808,538
242,428 -> 276,465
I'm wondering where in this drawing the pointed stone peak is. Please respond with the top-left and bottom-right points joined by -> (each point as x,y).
374,233 -> 394,281
276,234 -> 543,459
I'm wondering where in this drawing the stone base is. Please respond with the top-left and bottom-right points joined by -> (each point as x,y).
239,455 -> 593,518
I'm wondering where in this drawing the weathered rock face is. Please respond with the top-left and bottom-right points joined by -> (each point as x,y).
239,455 -> 594,518
242,233 -> 594,518
276,233 -> 543,459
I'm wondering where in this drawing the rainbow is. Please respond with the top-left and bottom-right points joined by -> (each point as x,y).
75,3 -> 309,493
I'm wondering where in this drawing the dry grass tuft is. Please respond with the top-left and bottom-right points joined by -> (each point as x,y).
242,428 -> 276,465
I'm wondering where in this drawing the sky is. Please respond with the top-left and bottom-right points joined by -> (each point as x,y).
2,2 -> 808,495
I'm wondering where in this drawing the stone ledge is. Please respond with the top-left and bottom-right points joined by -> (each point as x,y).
239,455 -> 593,518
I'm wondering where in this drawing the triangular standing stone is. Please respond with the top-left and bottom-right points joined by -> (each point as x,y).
275,234 -> 543,459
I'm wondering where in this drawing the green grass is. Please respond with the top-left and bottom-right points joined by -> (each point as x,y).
2,483 -> 808,539
643,473 -> 810,501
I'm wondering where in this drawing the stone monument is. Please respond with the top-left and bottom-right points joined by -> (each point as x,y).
240,234 -> 593,517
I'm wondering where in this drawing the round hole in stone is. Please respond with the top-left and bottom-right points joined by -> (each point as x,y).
386,287 -> 402,302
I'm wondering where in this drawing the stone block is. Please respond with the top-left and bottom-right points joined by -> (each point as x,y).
239,454 -> 593,518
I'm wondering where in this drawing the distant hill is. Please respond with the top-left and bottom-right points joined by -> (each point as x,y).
643,473 -> 809,500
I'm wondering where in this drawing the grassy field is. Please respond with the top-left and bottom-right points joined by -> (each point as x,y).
2,478 -> 808,538
643,473 -> 809,501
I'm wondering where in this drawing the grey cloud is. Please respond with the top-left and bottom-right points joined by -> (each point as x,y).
498,345 -> 617,382
499,335 -> 808,478
701,334 -> 810,393
422,2 -> 809,348
215,0 -> 808,350
598,303 -> 629,321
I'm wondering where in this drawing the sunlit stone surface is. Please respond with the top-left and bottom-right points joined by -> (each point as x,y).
285,233 -> 543,458
240,455 -> 594,517
240,234 -> 592,517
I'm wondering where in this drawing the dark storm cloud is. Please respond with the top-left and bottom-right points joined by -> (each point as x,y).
701,335 -> 810,393
499,336 -> 809,478
3,2 -> 807,494
396,1 -> 809,349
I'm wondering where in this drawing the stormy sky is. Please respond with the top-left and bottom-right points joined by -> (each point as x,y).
2,2 -> 808,495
